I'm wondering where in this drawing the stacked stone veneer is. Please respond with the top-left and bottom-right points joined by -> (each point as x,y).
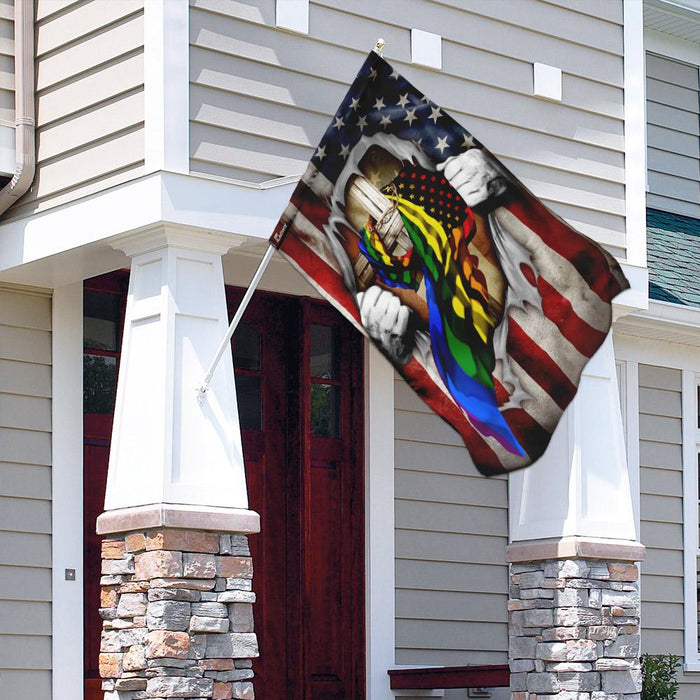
99,529 -> 257,700
509,558 -> 641,699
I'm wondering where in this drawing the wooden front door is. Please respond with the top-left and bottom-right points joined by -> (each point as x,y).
82,276 -> 365,700
228,289 -> 366,700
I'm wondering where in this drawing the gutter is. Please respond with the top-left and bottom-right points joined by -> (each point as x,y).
0,0 -> 35,216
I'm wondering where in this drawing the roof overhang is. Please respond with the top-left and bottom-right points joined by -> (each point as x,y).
614,299 -> 700,346
644,0 -> 700,44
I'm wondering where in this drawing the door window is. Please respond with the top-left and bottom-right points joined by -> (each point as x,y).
310,323 -> 341,438
233,321 -> 263,431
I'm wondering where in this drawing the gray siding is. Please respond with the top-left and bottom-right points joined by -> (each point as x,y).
394,377 -> 509,665
189,0 -> 627,257
0,0 -> 13,127
0,286 -> 52,698
637,364 -> 700,698
638,364 -> 683,659
7,0 -> 145,220
646,53 -> 700,218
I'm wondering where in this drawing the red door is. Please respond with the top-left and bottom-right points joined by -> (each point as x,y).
83,277 -> 366,700
299,300 -> 365,700
82,272 -> 129,700
229,290 -> 366,700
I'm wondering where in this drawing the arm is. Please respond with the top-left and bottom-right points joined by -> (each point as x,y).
437,149 -> 508,211
356,285 -> 414,364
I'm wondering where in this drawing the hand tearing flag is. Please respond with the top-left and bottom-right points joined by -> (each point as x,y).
270,50 -> 629,475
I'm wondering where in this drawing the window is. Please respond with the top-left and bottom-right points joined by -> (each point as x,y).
83,290 -> 121,414
646,52 -> 700,218
309,323 -> 341,438
233,321 -> 263,431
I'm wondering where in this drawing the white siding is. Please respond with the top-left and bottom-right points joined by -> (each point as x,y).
394,377 -> 509,665
189,0 -> 627,257
646,53 -> 700,218
0,286 -> 52,699
6,0 -> 145,220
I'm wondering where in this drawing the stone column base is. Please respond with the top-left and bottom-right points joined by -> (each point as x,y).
98,527 -> 257,700
507,542 -> 643,700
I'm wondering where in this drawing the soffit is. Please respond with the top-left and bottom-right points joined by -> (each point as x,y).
644,0 -> 700,44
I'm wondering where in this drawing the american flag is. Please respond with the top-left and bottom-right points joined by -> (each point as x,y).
271,51 -> 628,475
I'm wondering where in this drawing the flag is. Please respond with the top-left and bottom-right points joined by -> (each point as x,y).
270,50 -> 629,475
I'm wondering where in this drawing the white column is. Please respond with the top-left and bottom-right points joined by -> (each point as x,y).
508,334 -> 641,553
98,227 -> 257,532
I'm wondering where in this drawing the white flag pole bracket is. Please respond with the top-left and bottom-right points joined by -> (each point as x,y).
196,244 -> 276,405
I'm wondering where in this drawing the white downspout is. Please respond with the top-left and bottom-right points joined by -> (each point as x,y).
0,0 -> 35,215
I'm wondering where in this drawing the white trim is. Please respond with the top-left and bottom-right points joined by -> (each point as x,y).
365,343 -> 396,699
275,0 -> 309,34
614,332 -> 700,667
624,0 -> 648,268
51,283 -> 85,700
0,174 -> 163,274
0,167 -> 649,297
533,62 -> 562,102
681,369 -> 699,667
645,28 -> 700,64
646,299 -> 700,329
646,0 -> 700,20
0,172 -> 297,285
0,280 -> 51,296
144,0 -> 189,174
411,29 -> 442,71
613,262 -> 649,317
614,355 -> 642,539
624,359 -> 641,538
615,301 -> 700,348
0,123 -> 15,176
614,332 -> 700,368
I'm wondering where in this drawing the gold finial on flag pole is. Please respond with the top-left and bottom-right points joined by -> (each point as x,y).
373,38 -> 385,56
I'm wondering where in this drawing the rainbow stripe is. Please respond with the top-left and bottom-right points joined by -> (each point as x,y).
363,196 -> 524,456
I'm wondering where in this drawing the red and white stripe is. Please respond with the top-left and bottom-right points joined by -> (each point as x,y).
273,163 -> 628,475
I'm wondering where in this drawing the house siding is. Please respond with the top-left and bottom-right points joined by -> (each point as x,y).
6,0 -> 145,220
637,363 -> 700,698
646,52 -> 700,219
189,0 -> 627,258
0,285 -> 52,700
394,376 -> 509,665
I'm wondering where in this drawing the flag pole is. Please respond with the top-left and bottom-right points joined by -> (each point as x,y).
197,244 -> 276,403
198,38 -> 386,403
